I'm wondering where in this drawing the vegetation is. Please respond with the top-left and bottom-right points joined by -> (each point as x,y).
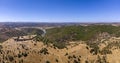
89,43 -> 100,55
40,48 -> 49,55
21,28 -> 44,35
46,25 -> 120,42
0,45 -> 3,49
22,52 -> 28,57
74,59 -> 80,63
53,42 -> 66,49
18,53 -> 22,58
33,25 -> 120,49
8,55 -> 14,62
100,41 -> 120,55
34,34 -> 66,49
96,55 -> 108,63
34,35 -> 51,45
55,59 -> 58,62
68,55 -> 72,59
46,60 -> 50,63
100,49 -> 112,55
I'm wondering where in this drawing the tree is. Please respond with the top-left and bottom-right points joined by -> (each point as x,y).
46,60 -> 50,63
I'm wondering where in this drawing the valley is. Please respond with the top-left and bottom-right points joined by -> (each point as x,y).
0,23 -> 120,63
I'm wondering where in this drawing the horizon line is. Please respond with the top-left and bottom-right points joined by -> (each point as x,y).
0,21 -> 120,23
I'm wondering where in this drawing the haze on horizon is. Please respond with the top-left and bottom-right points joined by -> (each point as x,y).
0,0 -> 120,22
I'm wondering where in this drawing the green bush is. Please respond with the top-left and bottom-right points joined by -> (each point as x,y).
53,42 -> 66,49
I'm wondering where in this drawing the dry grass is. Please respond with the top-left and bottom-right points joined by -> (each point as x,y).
0,36 -> 120,63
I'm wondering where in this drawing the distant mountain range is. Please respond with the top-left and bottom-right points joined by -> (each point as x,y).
0,22 -> 120,28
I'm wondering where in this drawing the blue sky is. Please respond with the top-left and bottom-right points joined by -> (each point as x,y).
0,0 -> 120,22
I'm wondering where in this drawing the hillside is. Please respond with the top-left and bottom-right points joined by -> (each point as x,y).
0,25 -> 120,63
46,25 -> 120,41
0,27 -> 44,42
39,25 -> 120,49
0,36 -> 120,63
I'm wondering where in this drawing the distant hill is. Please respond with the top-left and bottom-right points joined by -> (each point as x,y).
0,27 -> 44,42
28,25 -> 120,49
45,25 -> 120,42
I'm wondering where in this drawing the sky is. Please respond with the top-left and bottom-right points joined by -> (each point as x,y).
0,0 -> 120,22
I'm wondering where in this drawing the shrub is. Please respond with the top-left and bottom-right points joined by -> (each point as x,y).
68,56 -> 72,59
46,60 -> 50,63
89,43 -> 99,55
19,59 -> 23,63
0,45 -> 3,49
53,42 -> 66,49
8,55 -> 14,62
100,49 -> 112,55
74,60 -> 79,63
65,53 -> 68,56
22,52 -> 28,57
55,59 -> 58,62
40,48 -> 49,55
78,58 -> 80,61
73,55 -> 76,58
18,53 -> 22,58
85,60 -> 88,63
